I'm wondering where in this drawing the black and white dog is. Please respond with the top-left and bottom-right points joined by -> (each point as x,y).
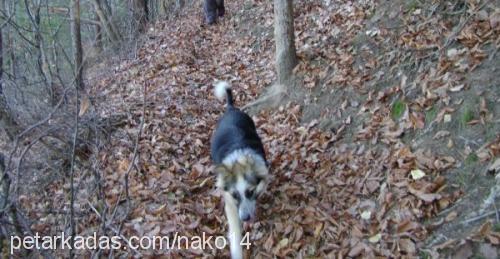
211,82 -> 269,259
204,0 -> 225,25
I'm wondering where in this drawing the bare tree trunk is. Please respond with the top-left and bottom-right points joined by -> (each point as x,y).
273,0 -> 297,85
131,0 -> 148,33
101,0 -> 112,16
158,0 -> 167,17
176,0 -> 185,10
70,0 -> 84,91
6,2 -> 16,79
94,11 -> 103,52
91,0 -> 122,43
0,20 -> 21,140
24,0 -> 55,103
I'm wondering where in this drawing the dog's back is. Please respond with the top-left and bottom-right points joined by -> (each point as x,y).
210,82 -> 266,164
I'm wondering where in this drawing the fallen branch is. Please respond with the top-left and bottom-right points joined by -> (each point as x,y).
461,209 -> 500,224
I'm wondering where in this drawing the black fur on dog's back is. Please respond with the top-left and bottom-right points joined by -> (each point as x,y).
210,85 -> 266,164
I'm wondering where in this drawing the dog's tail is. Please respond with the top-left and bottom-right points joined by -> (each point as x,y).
214,81 -> 234,107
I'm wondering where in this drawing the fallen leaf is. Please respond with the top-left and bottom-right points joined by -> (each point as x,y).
399,238 -> 416,254
361,210 -> 372,220
79,95 -> 91,116
443,114 -> 452,123
445,211 -> 458,222
369,233 -> 382,243
408,185 -> 442,202
410,169 -> 426,180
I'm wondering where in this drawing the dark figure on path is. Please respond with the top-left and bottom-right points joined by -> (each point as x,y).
204,0 -> 225,25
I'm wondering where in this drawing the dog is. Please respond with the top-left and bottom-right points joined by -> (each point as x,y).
204,0 -> 225,25
211,81 -> 269,259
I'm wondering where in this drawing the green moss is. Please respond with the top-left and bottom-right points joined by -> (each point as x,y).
465,153 -> 478,165
494,223 -> 500,232
425,106 -> 437,124
405,0 -> 420,12
485,123 -> 499,142
418,251 -> 431,259
455,171 -> 468,187
461,108 -> 475,125
391,100 -> 406,120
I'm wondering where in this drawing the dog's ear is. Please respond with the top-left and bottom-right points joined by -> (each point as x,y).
237,155 -> 254,167
214,164 -> 229,175
215,164 -> 235,191
232,161 -> 246,175
235,156 -> 255,174
252,161 -> 269,178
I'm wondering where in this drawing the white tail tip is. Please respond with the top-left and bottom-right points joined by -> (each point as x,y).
214,81 -> 231,101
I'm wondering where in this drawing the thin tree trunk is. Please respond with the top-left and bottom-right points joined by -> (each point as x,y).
131,0 -> 148,33
273,0 -> 297,85
176,0 -> 185,10
91,0 -> 121,43
70,0 -> 84,91
6,2 -> 16,79
94,11 -> 103,52
100,0 -> 112,16
0,13 -> 21,140
24,0 -> 55,103
158,0 -> 168,18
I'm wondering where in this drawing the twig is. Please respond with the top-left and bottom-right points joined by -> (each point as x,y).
488,38 -> 499,61
87,201 -> 142,257
4,85 -> 72,185
494,197 -> 499,223
461,209 -> 500,224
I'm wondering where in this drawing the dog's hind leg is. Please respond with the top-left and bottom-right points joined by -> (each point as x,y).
224,192 -> 243,259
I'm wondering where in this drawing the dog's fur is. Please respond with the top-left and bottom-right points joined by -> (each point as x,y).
211,81 -> 269,259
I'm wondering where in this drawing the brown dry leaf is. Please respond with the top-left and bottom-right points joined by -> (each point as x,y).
470,220 -> 493,241
408,185 -> 442,202
79,95 -> 91,116
399,238 -> 416,254
314,222 -> 324,238
118,159 -> 130,173
433,130 -> 450,139
368,233 -> 382,243
445,211 -> 458,222
397,220 -> 420,233
274,238 -> 289,254
453,242 -> 473,259
486,232 -> 500,245
348,241 -> 366,257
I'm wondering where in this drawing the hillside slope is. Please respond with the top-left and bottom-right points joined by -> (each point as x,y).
22,0 -> 499,258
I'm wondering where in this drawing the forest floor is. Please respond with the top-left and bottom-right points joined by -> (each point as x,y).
10,0 -> 500,258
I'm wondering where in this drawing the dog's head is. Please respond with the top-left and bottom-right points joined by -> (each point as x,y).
215,155 -> 269,222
